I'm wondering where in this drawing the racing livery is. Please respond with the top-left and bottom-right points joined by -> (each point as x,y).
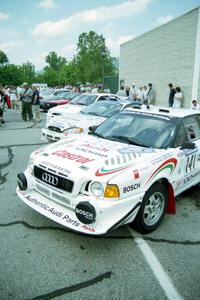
17,107 -> 200,235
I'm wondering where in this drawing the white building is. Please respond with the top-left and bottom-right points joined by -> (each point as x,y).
119,7 -> 200,108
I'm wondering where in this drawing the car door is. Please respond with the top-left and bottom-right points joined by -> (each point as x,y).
181,115 -> 200,189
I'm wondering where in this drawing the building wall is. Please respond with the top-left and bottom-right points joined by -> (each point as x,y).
119,8 -> 200,108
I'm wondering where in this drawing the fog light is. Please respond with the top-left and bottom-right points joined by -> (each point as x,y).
17,173 -> 27,190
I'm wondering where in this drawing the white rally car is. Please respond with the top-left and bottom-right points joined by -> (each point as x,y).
46,92 -> 121,123
17,107 -> 200,235
41,99 -> 134,142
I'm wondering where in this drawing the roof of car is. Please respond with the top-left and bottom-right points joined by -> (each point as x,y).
125,105 -> 200,118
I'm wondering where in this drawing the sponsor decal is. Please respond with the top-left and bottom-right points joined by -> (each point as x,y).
184,170 -> 200,184
183,148 -> 198,157
146,158 -> 177,185
40,161 -> 72,175
151,153 -> 172,165
62,214 -> 80,227
76,146 -> 108,158
75,202 -> 96,224
123,184 -> 140,193
95,164 -> 131,176
80,144 -> 109,152
81,224 -> 96,233
23,194 -> 80,227
133,169 -> 139,179
52,149 -> 95,164
118,147 -> 156,154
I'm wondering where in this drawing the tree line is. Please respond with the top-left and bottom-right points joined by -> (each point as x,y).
0,31 -> 118,87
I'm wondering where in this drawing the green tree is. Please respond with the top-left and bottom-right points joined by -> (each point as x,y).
75,31 -> 116,84
0,50 -> 9,66
20,61 -> 35,84
45,51 -> 67,70
0,64 -> 23,86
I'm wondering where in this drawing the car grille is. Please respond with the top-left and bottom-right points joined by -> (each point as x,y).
34,166 -> 74,193
48,126 -> 62,132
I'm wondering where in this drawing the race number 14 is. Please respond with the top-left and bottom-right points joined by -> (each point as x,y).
186,153 -> 197,173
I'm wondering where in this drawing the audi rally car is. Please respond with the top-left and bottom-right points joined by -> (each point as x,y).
17,107 -> 200,235
41,100 -> 133,142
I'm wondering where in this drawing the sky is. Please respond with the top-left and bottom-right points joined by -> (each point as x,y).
0,0 -> 200,70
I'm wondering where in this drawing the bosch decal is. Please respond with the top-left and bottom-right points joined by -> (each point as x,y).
123,184 -> 140,193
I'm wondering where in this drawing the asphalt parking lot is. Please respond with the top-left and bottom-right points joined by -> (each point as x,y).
0,109 -> 200,300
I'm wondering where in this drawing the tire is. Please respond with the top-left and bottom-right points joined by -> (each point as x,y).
132,182 -> 168,234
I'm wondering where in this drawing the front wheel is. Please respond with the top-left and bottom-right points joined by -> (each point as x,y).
132,183 -> 168,234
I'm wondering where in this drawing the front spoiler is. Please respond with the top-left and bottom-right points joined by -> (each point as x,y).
16,186 -> 142,235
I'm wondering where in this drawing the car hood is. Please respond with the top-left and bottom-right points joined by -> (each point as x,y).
34,134 -> 163,182
48,112 -> 106,130
51,104 -> 84,114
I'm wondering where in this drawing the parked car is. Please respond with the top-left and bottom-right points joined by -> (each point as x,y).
41,99 -> 134,142
46,93 -> 121,120
17,107 -> 200,235
41,92 -> 79,111
40,90 -> 72,110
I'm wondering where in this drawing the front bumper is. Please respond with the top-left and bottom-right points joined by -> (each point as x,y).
16,171 -> 143,235
41,128 -> 64,142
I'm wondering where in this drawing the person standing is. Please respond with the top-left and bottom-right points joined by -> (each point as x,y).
116,86 -> 127,99
168,83 -> 176,107
129,83 -> 137,101
21,83 -> 33,121
173,87 -> 183,108
9,86 -> 19,114
32,86 -> 41,122
146,83 -> 155,105
0,87 -> 6,124
191,100 -> 200,110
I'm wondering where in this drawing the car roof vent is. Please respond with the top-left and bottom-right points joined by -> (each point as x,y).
159,108 -> 170,113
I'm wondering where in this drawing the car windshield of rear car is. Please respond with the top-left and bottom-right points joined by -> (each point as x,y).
94,111 -> 178,149
71,94 -> 97,106
81,101 -> 123,117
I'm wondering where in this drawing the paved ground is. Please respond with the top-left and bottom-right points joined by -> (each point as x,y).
0,109 -> 200,300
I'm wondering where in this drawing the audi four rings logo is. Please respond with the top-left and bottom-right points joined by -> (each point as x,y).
42,172 -> 59,186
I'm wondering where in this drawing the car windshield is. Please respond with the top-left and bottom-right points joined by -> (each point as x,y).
71,94 -> 97,106
81,102 -> 123,117
94,111 -> 178,149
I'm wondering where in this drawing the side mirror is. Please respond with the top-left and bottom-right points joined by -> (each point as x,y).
180,142 -> 196,150
89,125 -> 98,133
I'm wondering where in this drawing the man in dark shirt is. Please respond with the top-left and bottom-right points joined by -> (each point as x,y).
32,86 -> 40,122
168,83 -> 176,107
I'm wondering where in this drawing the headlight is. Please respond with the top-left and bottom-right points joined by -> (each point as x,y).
63,127 -> 84,136
28,157 -> 34,172
104,184 -> 120,198
90,182 -> 104,197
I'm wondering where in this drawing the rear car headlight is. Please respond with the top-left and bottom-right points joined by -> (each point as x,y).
63,127 -> 84,136
104,184 -> 120,198
90,182 -> 104,197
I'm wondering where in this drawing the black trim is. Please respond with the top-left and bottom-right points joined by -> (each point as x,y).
107,202 -> 141,233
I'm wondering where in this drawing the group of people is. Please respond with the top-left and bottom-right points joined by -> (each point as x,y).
0,83 -> 41,124
117,83 -> 155,104
168,83 -> 184,108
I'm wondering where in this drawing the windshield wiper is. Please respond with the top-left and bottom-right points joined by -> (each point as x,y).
110,135 -> 148,147
87,112 -> 100,116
